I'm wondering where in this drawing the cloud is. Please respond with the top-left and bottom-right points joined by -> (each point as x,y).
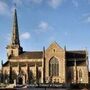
20,32 -> 31,40
38,21 -> 49,30
0,1 -> 9,15
84,16 -> 90,23
25,0 -> 63,8
72,0 -> 78,8
86,16 -> 90,22
82,13 -> 90,23
29,0 -> 43,4
36,21 -> 53,33
47,0 -> 63,9
6,32 -> 31,43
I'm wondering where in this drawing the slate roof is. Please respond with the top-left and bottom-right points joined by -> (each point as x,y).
9,51 -> 43,59
5,50 -> 87,67
3,61 -> 9,66
66,50 -> 87,66
66,50 -> 86,59
3,61 -> 42,67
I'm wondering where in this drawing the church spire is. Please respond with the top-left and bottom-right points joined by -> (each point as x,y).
6,7 -> 23,57
11,7 -> 20,46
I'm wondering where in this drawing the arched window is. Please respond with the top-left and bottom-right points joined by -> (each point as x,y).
49,57 -> 59,76
4,70 -> 9,83
11,70 -> 17,83
68,70 -> 72,80
79,69 -> 82,83
29,70 -> 34,84
67,69 -> 74,83
37,70 -> 41,83
79,69 -> 82,78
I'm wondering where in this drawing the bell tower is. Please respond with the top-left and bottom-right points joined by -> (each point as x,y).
6,7 -> 23,58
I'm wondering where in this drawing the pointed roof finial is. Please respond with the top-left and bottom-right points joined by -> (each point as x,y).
64,45 -> 66,51
43,46 -> 45,60
1,60 -> 3,67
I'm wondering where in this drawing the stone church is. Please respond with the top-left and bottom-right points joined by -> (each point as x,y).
1,8 -> 89,85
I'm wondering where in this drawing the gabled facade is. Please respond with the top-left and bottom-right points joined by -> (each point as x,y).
45,42 -> 66,83
1,8 -> 89,85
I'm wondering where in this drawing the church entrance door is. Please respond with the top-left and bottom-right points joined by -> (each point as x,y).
18,77 -> 23,85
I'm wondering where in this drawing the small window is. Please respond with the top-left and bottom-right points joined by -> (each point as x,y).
53,49 -> 55,52
54,79 -> 56,83
11,50 -> 13,55
57,79 -> 59,83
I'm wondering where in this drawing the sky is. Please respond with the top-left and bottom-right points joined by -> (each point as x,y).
0,0 -> 90,69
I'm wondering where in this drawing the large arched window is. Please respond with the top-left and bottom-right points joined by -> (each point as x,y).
49,57 -> 59,76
